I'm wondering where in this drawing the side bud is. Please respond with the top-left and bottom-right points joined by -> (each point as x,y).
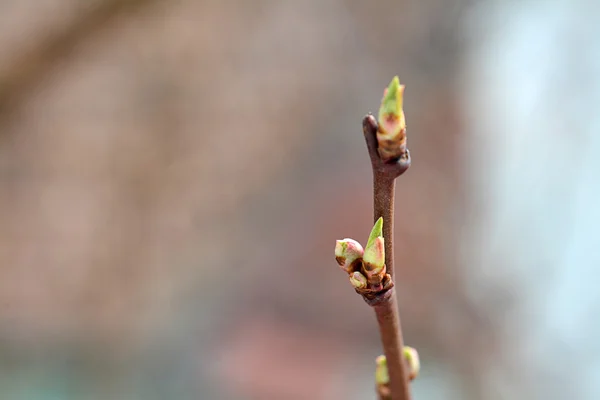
403,346 -> 420,381
375,355 -> 389,385
349,271 -> 368,289
363,218 -> 385,278
335,238 -> 364,272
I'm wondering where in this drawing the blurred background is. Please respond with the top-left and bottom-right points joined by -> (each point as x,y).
0,0 -> 598,399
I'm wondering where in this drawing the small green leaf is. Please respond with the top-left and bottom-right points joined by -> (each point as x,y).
379,76 -> 402,118
366,217 -> 383,250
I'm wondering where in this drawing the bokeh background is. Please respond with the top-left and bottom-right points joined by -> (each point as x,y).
0,0 -> 598,399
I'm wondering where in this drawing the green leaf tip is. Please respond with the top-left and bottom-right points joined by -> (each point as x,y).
366,217 -> 383,250
378,76 -> 404,122
375,355 -> 389,385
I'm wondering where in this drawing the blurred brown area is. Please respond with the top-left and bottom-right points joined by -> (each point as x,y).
0,0 -> 498,399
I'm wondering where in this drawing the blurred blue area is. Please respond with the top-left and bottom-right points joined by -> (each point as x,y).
461,1 -> 600,398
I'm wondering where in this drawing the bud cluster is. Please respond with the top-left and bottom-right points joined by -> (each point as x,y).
334,217 -> 392,296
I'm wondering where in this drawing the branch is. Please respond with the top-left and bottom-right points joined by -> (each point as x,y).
334,77 -> 415,400
364,113 -> 412,400
362,114 -> 410,280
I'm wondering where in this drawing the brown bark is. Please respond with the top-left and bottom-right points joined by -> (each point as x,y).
363,114 -> 413,400
373,291 -> 411,400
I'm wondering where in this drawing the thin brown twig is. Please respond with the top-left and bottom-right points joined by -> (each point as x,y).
362,114 -> 412,400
